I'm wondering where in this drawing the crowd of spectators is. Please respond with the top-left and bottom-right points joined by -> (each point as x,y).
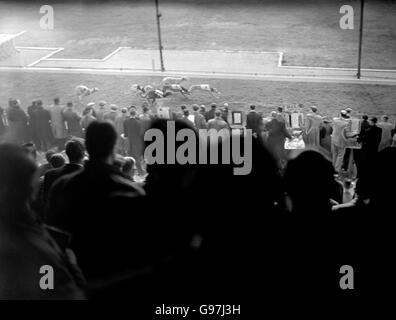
0,96 -> 395,300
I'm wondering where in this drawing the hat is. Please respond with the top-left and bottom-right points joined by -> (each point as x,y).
211,103 -> 217,108
121,107 -> 128,113
110,104 -> 118,111
340,110 -> 347,116
223,103 -> 229,107
345,108 -> 353,113
98,101 -> 106,107
87,102 -> 95,108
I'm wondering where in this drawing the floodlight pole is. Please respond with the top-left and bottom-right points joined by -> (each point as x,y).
357,0 -> 365,79
155,0 -> 165,71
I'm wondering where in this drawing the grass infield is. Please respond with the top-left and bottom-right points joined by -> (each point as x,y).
1,71 -> 395,119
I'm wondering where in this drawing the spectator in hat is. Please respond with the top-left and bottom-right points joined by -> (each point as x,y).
139,105 -> 152,121
276,106 -> 288,126
34,100 -> 53,152
246,104 -> 263,136
355,117 -> 382,200
104,105 -> 118,124
362,117 -> 382,154
331,110 -> 349,173
200,105 -> 206,117
139,105 -> 153,132
378,115 -> 393,151
63,102 -> 84,138
115,107 -> 129,155
27,100 -> 39,148
49,98 -> 67,151
222,103 -> 229,123
43,139 -> 85,203
304,106 -> 323,147
192,104 -> 207,129
123,108 -> 145,176
182,109 -> 192,123
6,99 -> 28,144
319,116 -> 333,154
80,106 -> 96,134
265,110 -> 292,169
208,109 -> 229,131
95,101 -> 107,122
360,115 -> 370,135
205,103 -> 217,122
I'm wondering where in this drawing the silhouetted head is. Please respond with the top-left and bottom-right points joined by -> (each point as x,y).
54,97 -> 60,105
65,139 -> 85,163
144,118 -> 198,196
284,150 -> 335,215
370,117 -> 378,125
214,110 -> 222,118
250,105 -> 256,110
44,149 -> 56,163
85,121 -> 117,162
49,154 -> 66,168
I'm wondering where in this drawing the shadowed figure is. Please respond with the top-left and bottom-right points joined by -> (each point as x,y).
47,121 -> 145,298
282,150 -> 358,294
0,144 -> 85,299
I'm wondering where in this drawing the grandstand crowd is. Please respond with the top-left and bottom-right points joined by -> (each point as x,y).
0,96 -> 395,299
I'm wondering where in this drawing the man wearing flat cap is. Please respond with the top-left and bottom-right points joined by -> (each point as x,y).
103,104 -> 118,124
205,103 -> 217,122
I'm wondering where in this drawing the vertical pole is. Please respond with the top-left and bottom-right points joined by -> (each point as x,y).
155,0 -> 165,71
357,0 -> 365,79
